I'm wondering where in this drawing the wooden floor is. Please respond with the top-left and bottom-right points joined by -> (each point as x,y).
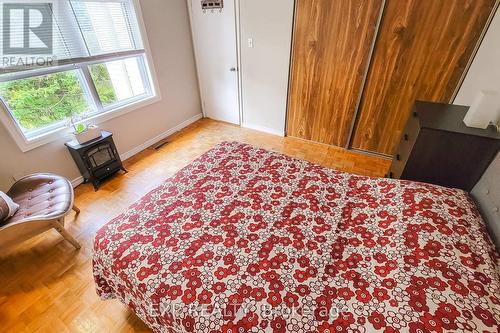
0,119 -> 390,332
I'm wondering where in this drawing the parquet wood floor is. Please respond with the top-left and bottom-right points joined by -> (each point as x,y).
0,118 -> 390,332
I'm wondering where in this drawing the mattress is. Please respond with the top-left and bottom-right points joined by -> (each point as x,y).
93,141 -> 500,332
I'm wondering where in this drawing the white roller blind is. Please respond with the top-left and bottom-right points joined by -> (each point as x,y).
0,0 -> 144,72
53,1 -> 90,59
0,1 -> 88,68
70,0 -> 143,56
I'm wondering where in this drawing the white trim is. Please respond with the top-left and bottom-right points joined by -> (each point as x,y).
119,113 -> 203,160
186,0 -> 206,118
0,93 -> 161,152
133,0 -> 161,101
1,50 -> 146,77
235,0 -> 244,127
241,122 -> 285,137
70,113 -> 204,188
71,176 -> 85,188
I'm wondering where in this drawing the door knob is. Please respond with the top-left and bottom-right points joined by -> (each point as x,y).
230,67 -> 237,72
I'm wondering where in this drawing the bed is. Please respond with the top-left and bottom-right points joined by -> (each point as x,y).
93,141 -> 500,332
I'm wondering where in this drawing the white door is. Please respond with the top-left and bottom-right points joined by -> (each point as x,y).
189,0 -> 240,124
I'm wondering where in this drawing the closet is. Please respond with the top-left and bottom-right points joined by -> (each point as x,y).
287,0 -> 497,156
287,0 -> 384,147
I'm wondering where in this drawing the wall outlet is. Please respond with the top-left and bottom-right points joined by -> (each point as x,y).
248,38 -> 254,48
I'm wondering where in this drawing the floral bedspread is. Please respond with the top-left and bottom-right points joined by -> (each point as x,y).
93,141 -> 500,332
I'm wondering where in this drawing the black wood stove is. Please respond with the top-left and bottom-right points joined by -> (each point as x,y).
65,131 -> 127,191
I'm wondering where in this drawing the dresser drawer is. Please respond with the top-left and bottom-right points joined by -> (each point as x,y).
386,101 -> 500,191
389,154 -> 404,179
388,111 -> 421,179
401,111 -> 420,147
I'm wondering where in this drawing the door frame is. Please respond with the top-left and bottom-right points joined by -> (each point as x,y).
187,0 -> 242,125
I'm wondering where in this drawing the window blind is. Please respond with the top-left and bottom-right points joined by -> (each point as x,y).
0,0 -> 144,73
70,0 -> 143,56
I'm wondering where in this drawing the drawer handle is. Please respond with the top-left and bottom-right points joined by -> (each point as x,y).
404,134 -> 409,141
106,167 -> 110,171
396,154 -> 401,161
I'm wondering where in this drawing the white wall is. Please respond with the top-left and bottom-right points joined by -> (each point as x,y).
0,0 -> 202,191
458,9 -> 500,245
455,9 -> 500,106
239,0 -> 294,136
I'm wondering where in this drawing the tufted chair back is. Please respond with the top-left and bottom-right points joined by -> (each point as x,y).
0,173 -> 81,251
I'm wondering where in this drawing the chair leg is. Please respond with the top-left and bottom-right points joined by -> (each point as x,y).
53,219 -> 81,249
72,205 -> 81,215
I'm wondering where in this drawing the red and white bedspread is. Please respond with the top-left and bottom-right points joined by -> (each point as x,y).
93,142 -> 500,333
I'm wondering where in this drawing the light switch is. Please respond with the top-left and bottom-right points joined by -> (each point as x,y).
248,38 -> 254,48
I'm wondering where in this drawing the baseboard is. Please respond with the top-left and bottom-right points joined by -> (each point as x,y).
241,122 -> 285,137
71,176 -> 84,188
119,113 -> 203,161
70,113 -> 203,188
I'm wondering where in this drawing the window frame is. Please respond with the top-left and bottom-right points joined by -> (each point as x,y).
0,0 -> 161,152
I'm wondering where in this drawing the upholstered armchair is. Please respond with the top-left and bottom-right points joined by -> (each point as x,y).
0,173 -> 81,251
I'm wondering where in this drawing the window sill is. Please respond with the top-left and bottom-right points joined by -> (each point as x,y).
2,94 -> 161,153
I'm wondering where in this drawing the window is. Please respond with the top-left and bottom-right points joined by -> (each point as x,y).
0,70 -> 92,137
0,0 -> 158,151
89,56 -> 148,107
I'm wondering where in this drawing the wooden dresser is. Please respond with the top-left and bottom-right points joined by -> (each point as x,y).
388,101 -> 500,192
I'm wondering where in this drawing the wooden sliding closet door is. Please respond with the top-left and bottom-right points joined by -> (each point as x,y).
287,0 -> 383,147
352,0 -> 496,155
